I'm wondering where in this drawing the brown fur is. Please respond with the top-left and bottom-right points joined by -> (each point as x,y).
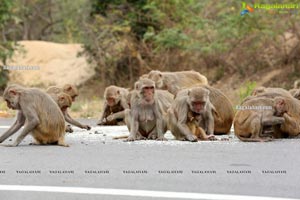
0,84 -> 67,146
46,84 -> 78,101
147,70 -> 208,95
176,85 -> 234,135
97,85 -> 129,126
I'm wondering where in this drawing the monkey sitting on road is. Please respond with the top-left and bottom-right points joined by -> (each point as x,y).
167,87 -> 216,142
0,84 -> 68,147
47,85 -> 91,131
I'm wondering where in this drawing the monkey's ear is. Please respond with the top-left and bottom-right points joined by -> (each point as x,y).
117,90 -> 120,95
66,86 -> 72,91
9,89 -> 17,96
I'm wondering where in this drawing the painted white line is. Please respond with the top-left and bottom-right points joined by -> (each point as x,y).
0,126 -> 10,129
0,185 -> 296,200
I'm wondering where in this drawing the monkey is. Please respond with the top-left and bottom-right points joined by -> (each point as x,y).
273,96 -> 300,137
46,84 -> 78,102
293,79 -> 300,89
234,97 -> 285,142
289,89 -> 300,100
175,85 -> 234,135
124,78 -> 168,141
0,84 -> 68,147
48,92 -> 91,132
97,85 -> 129,126
147,70 -> 208,95
113,85 -> 173,140
167,87 -> 216,142
251,86 -> 292,97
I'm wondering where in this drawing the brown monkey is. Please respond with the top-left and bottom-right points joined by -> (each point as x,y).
125,78 -> 168,141
147,70 -> 208,95
273,96 -> 300,137
251,87 -> 292,97
167,87 -> 216,142
234,97 -> 285,142
46,84 -> 78,102
97,85 -> 129,126
113,85 -> 173,140
48,92 -> 91,132
0,84 -> 67,147
176,85 -> 234,135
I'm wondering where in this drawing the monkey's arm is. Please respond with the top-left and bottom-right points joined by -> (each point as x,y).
0,111 -> 25,143
281,113 -> 300,137
120,96 -> 130,109
97,102 -> 109,125
177,103 -> 197,141
64,111 -> 91,130
106,111 -> 125,121
127,105 -> 139,140
12,108 -> 39,146
153,102 -> 166,140
205,108 -> 215,135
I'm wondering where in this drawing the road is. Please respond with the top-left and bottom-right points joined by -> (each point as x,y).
0,118 -> 299,200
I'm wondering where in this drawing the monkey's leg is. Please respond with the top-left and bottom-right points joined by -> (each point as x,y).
57,136 -> 69,147
168,110 -> 190,141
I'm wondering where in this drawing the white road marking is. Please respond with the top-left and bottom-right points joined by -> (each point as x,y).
0,185 -> 296,200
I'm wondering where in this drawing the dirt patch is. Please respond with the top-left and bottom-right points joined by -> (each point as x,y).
7,40 -> 95,88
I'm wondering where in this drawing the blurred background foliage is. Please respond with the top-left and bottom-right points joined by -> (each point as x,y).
1,0 -> 300,90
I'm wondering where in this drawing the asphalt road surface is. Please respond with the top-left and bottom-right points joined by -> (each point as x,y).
0,118 -> 299,200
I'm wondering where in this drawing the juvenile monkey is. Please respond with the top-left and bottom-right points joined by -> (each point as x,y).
147,70 -> 208,95
48,92 -> 91,132
0,84 -> 68,147
125,78 -> 167,141
97,85 -> 129,126
167,87 -> 216,142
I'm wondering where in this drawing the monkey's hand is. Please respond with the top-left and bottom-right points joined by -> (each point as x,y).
186,134 -> 198,142
207,134 -> 217,141
97,119 -> 106,125
124,136 -> 136,142
106,114 -> 115,122
82,125 -> 91,130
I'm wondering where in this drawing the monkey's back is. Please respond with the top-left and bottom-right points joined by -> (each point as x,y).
23,88 -> 65,141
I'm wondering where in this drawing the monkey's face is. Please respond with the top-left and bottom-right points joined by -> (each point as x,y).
106,97 -> 116,107
188,88 -> 210,114
142,86 -> 155,103
4,94 -> 20,110
58,94 -> 72,112
274,98 -> 287,116
190,100 -> 207,114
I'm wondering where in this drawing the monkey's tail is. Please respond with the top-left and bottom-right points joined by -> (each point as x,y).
113,135 -> 129,140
